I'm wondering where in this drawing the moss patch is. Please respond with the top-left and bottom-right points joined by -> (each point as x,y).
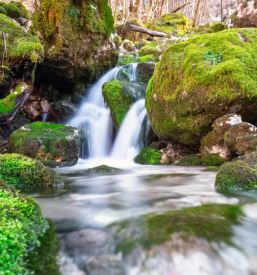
0,153 -> 63,187
134,148 -> 161,165
176,155 -> 203,166
0,182 -> 49,274
83,165 -> 122,173
10,1 -> 30,19
0,14 -> 43,63
146,28 -> 257,145
110,204 -> 243,255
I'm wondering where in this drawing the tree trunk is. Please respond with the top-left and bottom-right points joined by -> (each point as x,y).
192,0 -> 201,27
171,2 -> 191,13
126,23 -> 167,37
133,0 -> 142,18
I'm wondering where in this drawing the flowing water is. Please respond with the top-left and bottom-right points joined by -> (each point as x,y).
22,67 -> 257,274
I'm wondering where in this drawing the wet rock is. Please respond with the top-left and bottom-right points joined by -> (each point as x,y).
215,152 -> 257,191
8,122 -> 80,167
137,62 -> 155,84
72,84 -> 88,105
224,122 -> 257,154
83,165 -> 122,174
122,39 -> 136,52
232,0 -> 257,28
61,229 -> 115,258
134,148 -> 162,165
52,99 -> 78,123
150,141 -> 167,150
41,83 -> 60,103
0,137 -> 8,154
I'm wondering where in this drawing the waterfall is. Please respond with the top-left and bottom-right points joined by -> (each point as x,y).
68,63 -> 149,161
111,99 -> 147,160
68,67 -> 119,158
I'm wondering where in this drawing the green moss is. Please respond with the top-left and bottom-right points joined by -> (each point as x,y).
134,148 -> 162,165
11,1 -> 30,19
137,55 -> 154,62
26,221 -> 60,275
176,155 -> 203,166
205,166 -> 219,171
0,184 -> 49,274
210,22 -> 226,32
0,153 -> 63,187
3,3 -> 21,17
83,165 -> 122,173
0,82 -> 24,114
215,153 -> 257,191
146,13 -> 190,35
0,5 -> 6,15
139,41 -> 160,60
0,14 -> 44,63
111,204 -> 243,255
146,28 -> 257,145
103,79 -> 133,129
202,154 -> 225,166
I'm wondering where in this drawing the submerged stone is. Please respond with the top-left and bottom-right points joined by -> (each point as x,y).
83,165 -> 122,173
8,122 -> 80,167
0,153 -> 63,187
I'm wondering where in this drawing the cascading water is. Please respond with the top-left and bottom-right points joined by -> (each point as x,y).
111,99 -> 148,160
68,63 -> 150,160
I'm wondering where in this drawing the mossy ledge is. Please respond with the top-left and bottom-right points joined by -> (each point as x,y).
83,165 -> 122,173
0,180 -> 59,274
109,204 -> 243,255
0,153 -> 64,187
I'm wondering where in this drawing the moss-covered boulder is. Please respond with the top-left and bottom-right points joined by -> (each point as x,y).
8,122 -> 80,167
215,152 -> 257,191
146,13 -> 190,35
83,165 -> 122,173
122,39 -> 136,52
0,153 -> 63,187
3,2 -> 21,18
109,204 -> 243,255
146,29 -> 257,145
103,79 -> 146,129
31,0 -> 119,88
0,179 -> 59,274
10,1 -> 30,19
134,148 -> 161,165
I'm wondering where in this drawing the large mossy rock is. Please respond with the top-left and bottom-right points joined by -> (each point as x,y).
0,153 -> 63,187
146,29 -> 257,145
0,179 -> 59,274
146,13 -> 190,35
8,122 -> 80,167
215,152 -> 257,191
109,204 -> 242,256
103,79 -> 146,129
31,0 -> 119,89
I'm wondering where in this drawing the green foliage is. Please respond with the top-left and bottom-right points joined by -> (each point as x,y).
0,6 -> 6,15
3,3 -> 21,18
206,166 -> 219,171
102,79 -> 133,129
0,14 -> 44,63
204,49 -> 222,67
111,204 -> 243,255
0,82 -> 24,114
176,155 -> 203,166
0,183 -> 48,274
68,7 -> 80,17
10,1 -> 30,19
0,153 -> 63,187
202,154 -> 225,166
134,148 -> 162,165
0,2 -> 5,6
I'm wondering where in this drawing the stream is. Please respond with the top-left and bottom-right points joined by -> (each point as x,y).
22,160 -> 257,275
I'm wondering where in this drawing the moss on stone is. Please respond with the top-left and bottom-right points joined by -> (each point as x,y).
3,2 -> 21,17
210,22 -> 226,32
11,1 -> 30,19
0,5 -> 6,15
0,14 -> 44,63
0,153 -> 64,187
146,13 -> 190,35
176,155 -> 203,166
83,165 -> 122,173
8,122 -> 80,167
146,28 -> 257,145
0,184 -> 50,274
202,153 -> 225,166
134,148 -> 161,165
0,82 -> 24,114
103,79 -> 133,129
110,204 -> 243,255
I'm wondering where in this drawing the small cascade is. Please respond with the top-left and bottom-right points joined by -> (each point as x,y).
111,99 -> 148,160
41,101 -> 50,123
129,63 -> 138,81
68,67 -> 119,158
